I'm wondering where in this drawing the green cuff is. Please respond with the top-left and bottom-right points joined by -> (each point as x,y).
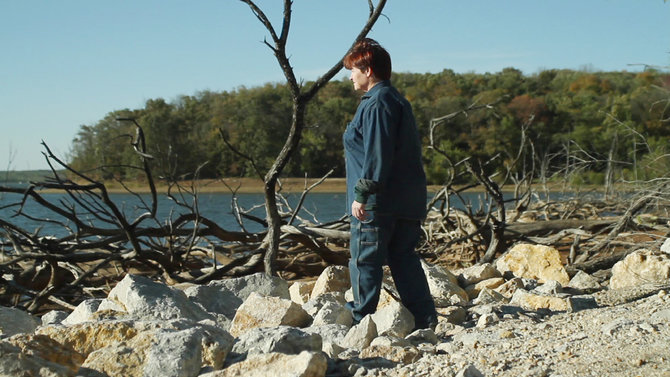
354,190 -> 368,204
354,178 -> 378,204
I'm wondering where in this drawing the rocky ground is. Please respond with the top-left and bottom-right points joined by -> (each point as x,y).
1,242 -> 669,377
362,288 -> 670,377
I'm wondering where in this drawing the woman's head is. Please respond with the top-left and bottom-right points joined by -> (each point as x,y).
343,38 -> 392,81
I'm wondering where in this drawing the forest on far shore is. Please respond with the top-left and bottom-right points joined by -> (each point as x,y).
67,68 -> 670,186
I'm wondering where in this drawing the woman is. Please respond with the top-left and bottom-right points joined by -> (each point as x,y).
343,38 -> 437,330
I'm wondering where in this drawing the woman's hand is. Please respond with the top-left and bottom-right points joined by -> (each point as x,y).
351,200 -> 368,221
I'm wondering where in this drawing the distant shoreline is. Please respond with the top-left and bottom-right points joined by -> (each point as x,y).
4,177 -> 465,194
3,176 -> 611,195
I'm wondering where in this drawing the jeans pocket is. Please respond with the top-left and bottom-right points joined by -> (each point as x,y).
359,223 -> 378,247
360,210 -> 375,225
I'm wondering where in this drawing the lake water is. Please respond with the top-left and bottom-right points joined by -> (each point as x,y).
0,191 -> 350,237
0,189 -> 583,238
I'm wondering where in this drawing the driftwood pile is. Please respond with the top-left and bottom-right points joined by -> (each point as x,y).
1,146 -> 669,315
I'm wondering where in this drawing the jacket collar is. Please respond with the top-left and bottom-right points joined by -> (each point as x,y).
361,80 -> 391,99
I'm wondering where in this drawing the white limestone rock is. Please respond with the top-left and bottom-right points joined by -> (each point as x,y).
464,277 -> 506,300
184,284 -> 241,319
97,274 -> 212,322
312,301 -> 352,327
510,289 -> 571,312
0,340 -> 75,377
289,280 -> 316,305
421,261 -> 468,307
405,328 -> 439,346
458,263 -> 502,287
229,292 -> 311,337
4,333 -> 84,374
208,272 -> 290,301
661,237 -> 670,254
40,310 -> 69,326
568,270 -> 602,293
496,243 -> 570,285
473,288 -> 509,306
310,265 -> 350,300
302,324 -> 349,349
342,315 -> 378,350
610,249 -> 670,289
370,300 -> 415,338
360,344 -> 421,365
231,326 -> 322,357
456,364 -> 485,377
85,327 -> 227,377
533,280 -> 564,295
302,292 -> 346,317
494,277 -> 525,298
201,351 -> 327,377
62,298 -> 103,326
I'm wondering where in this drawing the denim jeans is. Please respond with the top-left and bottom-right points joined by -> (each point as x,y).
348,211 -> 436,327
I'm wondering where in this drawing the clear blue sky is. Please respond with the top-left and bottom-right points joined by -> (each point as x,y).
1,1 -> 669,171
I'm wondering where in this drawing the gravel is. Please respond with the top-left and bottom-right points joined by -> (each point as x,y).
356,290 -> 670,377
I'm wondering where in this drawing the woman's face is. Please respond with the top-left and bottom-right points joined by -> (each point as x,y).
349,67 -> 374,92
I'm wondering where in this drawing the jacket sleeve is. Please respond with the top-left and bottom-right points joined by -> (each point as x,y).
354,98 -> 398,204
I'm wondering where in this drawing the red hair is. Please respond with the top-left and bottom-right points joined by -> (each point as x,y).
343,38 -> 392,81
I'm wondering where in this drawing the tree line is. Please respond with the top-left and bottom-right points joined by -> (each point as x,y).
68,68 -> 670,185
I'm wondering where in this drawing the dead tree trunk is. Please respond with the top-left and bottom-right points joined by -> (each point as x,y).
239,0 -> 388,275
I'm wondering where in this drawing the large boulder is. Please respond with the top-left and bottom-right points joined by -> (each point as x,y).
610,249 -> 670,289
37,320 -> 141,356
38,320 -> 233,377
81,325 -> 233,377
208,272 -> 290,301
184,284 -> 242,320
496,244 -> 570,285
97,274 -> 212,322
229,292 -> 311,337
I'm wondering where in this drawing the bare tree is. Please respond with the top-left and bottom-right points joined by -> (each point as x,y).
237,0 -> 388,275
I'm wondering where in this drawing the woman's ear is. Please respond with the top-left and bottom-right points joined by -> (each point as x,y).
364,68 -> 374,78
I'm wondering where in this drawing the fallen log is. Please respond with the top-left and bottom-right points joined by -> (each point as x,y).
504,218 -> 617,238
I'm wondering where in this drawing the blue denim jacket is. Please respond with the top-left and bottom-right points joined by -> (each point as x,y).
343,80 -> 427,220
